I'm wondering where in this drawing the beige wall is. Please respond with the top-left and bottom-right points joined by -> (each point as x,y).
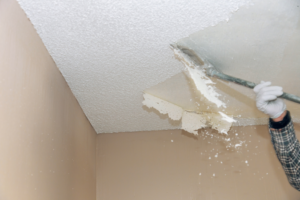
0,0 -> 96,200
97,125 -> 300,200
4,0 -> 300,199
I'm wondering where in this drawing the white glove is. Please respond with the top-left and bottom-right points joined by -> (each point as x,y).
253,81 -> 286,119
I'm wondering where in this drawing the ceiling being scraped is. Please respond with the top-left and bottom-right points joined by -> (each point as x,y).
16,0 -> 252,133
144,0 -> 300,134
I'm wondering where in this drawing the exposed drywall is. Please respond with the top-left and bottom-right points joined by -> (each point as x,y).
144,72 -> 265,134
175,0 -> 300,117
16,0 -> 252,133
144,0 -> 300,134
0,1 -> 96,199
96,125 -> 300,200
177,0 -> 300,89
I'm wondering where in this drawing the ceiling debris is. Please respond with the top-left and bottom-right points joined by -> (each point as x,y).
143,91 -> 236,135
143,0 -> 300,135
181,111 -> 207,135
143,70 -> 240,135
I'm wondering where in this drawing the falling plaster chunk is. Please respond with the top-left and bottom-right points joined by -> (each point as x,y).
181,111 -> 207,135
142,93 -> 183,121
219,112 -> 237,123
207,113 -> 234,134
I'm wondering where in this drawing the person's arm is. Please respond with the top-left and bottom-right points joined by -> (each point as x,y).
272,110 -> 287,122
269,111 -> 300,191
254,82 -> 300,191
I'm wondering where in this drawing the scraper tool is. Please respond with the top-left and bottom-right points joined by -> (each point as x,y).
171,44 -> 300,104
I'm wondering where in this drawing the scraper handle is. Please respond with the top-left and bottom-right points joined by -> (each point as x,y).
206,67 -> 300,104
280,93 -> 300,104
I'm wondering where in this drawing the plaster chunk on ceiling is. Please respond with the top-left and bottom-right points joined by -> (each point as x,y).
208,112 -> 235,134
172,47 -> 226,108
142,93 -> 183,121
143,92 -> 236,135
181,111 -> 207,135
142,70 -> 260,135
181,111 -> 235,135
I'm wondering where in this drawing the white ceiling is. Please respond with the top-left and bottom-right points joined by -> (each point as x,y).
16,0 -> 251,133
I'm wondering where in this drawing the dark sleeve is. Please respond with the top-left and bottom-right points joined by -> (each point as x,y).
269,111 -> 291,129
269,111 -> 300,191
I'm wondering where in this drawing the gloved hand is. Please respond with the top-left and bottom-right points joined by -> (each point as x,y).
253,81 -> 286,119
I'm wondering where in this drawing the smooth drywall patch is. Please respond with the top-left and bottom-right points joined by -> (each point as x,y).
16,0 -> 252,133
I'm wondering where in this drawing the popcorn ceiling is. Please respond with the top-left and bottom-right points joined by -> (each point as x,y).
16,0 -> 252,133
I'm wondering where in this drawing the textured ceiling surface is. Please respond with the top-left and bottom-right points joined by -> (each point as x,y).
16,0 -> 251,133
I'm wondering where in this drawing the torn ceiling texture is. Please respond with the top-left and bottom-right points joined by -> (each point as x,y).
144,0 -> 300,135
17,0 -> 300,134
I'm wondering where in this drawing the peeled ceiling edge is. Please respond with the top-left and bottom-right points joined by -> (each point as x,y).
142,93 -> 259,135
